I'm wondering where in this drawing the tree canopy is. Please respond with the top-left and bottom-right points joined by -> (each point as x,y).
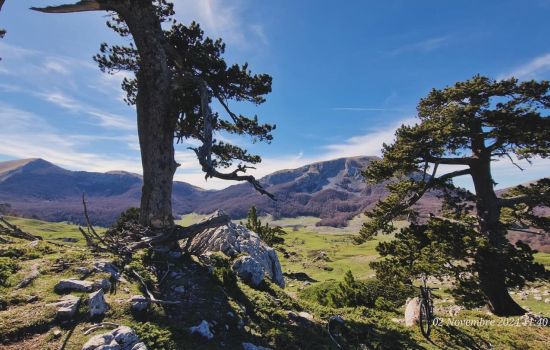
32,0 -> 277,229
361,75 -> 550,316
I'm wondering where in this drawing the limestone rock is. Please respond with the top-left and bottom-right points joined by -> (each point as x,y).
93,278 -> 112,292
94,261 -> 121,280
404,297 -> 421,327
89,289 -> 108,317
48,294 -> 81,319
82,334 -> 115,350
232,256 -> 265,287
130,295 -> 149,312
190,320 -> 214,340
55,279 -> 93,293
130,343 -> 147,350
82,326 -> 145,350
186,210 -> 285,288
112,326 -> 140,348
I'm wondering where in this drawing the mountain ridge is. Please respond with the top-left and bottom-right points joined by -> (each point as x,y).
0,157 -> 441,227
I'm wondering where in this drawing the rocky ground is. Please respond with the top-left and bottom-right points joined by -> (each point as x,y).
0,215 -> 549,349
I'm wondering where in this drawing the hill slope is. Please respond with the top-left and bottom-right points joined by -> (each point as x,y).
0,157 -> 441,226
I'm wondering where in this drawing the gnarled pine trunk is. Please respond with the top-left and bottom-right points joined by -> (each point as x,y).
117,2 -> 178,230
470,159 -> 525,316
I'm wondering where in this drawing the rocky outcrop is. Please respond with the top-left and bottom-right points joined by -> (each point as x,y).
82,326 -> 147,350
186,211 -> 285,288
55,279 -> 94,293
404,297 -> 421,327
232,256 -> 265,287
48,294 -> 81,319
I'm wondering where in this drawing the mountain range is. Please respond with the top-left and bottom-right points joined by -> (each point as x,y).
0,157 -> 442,227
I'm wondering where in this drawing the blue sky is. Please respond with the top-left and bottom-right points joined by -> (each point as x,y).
0,0 -> 549,190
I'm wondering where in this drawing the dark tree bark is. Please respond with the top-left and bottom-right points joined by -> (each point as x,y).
33,1 -> 179,230
470,154 -> 526,316
114,2 -> 178,229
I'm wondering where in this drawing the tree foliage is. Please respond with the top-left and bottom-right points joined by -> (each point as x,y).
360,75 -> 550,315
94,5 -> 275,186
244,206 -> 285,246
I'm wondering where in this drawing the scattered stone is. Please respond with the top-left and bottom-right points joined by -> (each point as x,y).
27,295 -> 38,303
16,264 -> 40,289
94,261 -> 121,280
287,311 -> 314,325
82,326 -> 145,350
113,326 -> 140,348
242,342 -> 273,350
404,297 -> 421,327
55,279 -> 93,293
186,210 -> 285,288
52,329 -> 62,339
48,294 -> 81,319
130,295 -> 149,312
232,255 -> 265,287
89,289 -> 108,317
93,278 -> 112,292
534,295 -> 542,301
298,311 -> 314,322
448,305 -> 462,317
82,333 -> 115,350
61,237 -> 79,243
75,267 -> 91,275
190,320 -> 214,340
131,343 -> 148,350
544,298 -> 550,304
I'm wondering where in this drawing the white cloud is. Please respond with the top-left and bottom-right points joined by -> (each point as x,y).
38,91 -> 135,131
388,36 -> 450,56
172,0 -> 267,49
502,53 -> 550,80
321,118 -> 416,159
0,103 -> 142,174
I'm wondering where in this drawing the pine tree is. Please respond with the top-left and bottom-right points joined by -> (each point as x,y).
32,1 -> 276,230
361,75 -> 550,316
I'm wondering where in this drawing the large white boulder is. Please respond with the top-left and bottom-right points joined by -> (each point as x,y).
404,297 -> 421,327
186,211 -> 285,288
232,256 -> 265,287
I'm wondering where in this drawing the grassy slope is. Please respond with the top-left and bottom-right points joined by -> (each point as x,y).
0,216 -> 549,349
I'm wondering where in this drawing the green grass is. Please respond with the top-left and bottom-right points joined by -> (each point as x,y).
3,215 -> 104,247
1,215 -> 549,349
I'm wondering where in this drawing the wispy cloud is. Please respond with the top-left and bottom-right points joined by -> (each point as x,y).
172,0 -> 267,49
38,91 -> 135,131
322,118 -> 416,159
388,36 -> 450,56
0,103 -> 141,173
501,53 -> 550,80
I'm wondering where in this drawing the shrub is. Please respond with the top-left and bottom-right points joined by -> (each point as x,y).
114,207 -> 140,230
133,322 -> 177,350
300,271 -> 414,310
0,257 -> 19,286
243,206 -> 285,246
